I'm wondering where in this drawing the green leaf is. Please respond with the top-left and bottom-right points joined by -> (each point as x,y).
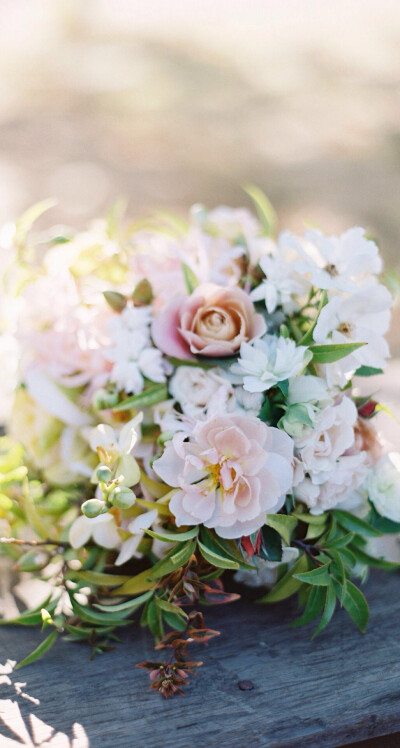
258,397 -> 272,423
276,379 -> 289,397
333,509 -> 382,538
293,511 -> 328,526
145,526 -> 198,543
350,543 -> 400,571
94,590 -> 154,614
197,539 -> 240,570
326,532 -> 355,549
14,198 -> 57,247
200,527 -> 251,567
182,263 -> 199,293
355,365 -> 384,377
146,599 -> 164,640
69,570 -> 132,587
113,383 -> 168,411
258,552 -> 310,603
294,563 -> 331,586
366,506 -> 400,534
312,581 -> 336,637
167,356 -> 212,370
15,630 -> 58,670
297,291 -> 328,347
150,539 -> 197,579
243,184 -> 277,236
340,581 -> 369,633
156,598 -> 188,620
260,525 -> 282,562
265,514 -> 298,546
70,597 -> 132,627
291,585 -> 326,627
309,342 -> 366,364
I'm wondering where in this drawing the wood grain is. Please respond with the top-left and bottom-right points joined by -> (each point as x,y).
1,570 -> 399,748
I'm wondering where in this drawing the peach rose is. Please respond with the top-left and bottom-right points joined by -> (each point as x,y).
151,282 -> 266,359
152,413 -> 294,539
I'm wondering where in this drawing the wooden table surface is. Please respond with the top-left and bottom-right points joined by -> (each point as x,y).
1,569 -> 400,748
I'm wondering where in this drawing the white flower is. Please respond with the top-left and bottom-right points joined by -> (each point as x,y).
287,227 -> 382,292
232,335 -> 312,393
169,366 -> 235,419
232,386 -> 264,417
234,547 -> 299,588
295,397 -> 358,473
280,375 -> 333,439
295,453 -> 368,515
69,512 -> 120,549
313,285 -> 392,382
89,415 -> 142,486
115,509 -> 158,565
367,453 -> 400,522
191,204 -> 261,241
105,305 -> 166,395
250,245 -> 309,314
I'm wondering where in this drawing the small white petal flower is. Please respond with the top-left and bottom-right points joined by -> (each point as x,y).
250,245 -> 309,314
115,509 -> 158,565
69,513 -> 120,549
89,415 -> 142,486
367,453 -> 400,522
232,336 -> 312,393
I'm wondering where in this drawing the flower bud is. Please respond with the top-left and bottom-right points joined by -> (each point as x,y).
103,290 -> 127,312
96,464 -> 113,483
110,486 -> 136,509
133,278 -> 153,306
91,387 -> 119,410
82,498 -> 106,518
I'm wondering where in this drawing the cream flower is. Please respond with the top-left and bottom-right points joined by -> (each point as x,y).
294,453 -> 368,515
115,509 -> 158,566
367,453 -> 400,522
89,415 -> 142,487
169,366 -> 235,419
153,413 -> 294,539
232,336 -> 312,393
69,512 -> 120,549
294,397 -> 358,473
250,244 -> 309,314
235,547 -> 300,588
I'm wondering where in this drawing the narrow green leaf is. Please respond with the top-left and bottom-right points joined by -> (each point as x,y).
145,526 -> 198,543
265,514 -> 298,546
197,539 -> 240,570
291,585 -> 325,627
156,598 -> 188,619
312,581 -> 336,637
182,263 -> 199,293
167,356 -> 212,370
243,184 -> 277,235
333,509 -> 382,538
15,631 -> 58,670
366,506 -> 400,534
258,553 -> 310,603
294,563 -> 331,586
310,342 -> 366,364
326,532 -> 355,549
355,365 -> 383,377
350,543 -> 400,571
340,581 -> 369,633
70,598 -> 132,626
150,539 -> 197,579
113,383 -> 168,412
200,527 -> 251,567
94,590 -> 154,614
293,511 -> 328,526
69,570 -> 131,587
276,379 -> 289,397
14,198 -> 57,246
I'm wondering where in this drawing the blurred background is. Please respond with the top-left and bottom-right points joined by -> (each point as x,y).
0,0 -> 399,353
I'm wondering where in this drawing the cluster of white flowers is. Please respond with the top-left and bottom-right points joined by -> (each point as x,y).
105,306 -> 166,395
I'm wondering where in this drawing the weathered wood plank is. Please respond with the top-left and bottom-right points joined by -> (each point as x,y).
0,570 -> 399,748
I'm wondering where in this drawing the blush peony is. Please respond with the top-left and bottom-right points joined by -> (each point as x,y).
152,413 -> 294,538
151,283 -> 266,359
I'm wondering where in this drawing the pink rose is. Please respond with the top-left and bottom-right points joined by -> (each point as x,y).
151,282 -> 266,359
153,413 -> 294,539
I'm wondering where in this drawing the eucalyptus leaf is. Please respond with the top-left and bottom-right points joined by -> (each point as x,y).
15,630 -> 58,670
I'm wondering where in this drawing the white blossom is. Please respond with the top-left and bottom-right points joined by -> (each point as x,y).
89,415 -> 142,487
232,335 -> 312,393
313,285 -> 392,383
105,305 -> 166,394
367,453 -> 400,522
115,509 -> 158,565
234,547 -> 300,588
169,366 -> 235,419
69,513 -> 120,549
286,227 -> 383,292
250,244 -> 309,314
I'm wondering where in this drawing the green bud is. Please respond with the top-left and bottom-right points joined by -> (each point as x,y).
92,387 -> 119,410
157,431 -> 175,446
82,499 -> 106,518
110,486 -> 136,509
96,464 -> 113,483
132,278 -> 153,306
103,290 -> 127,313
279,324 -> 290,338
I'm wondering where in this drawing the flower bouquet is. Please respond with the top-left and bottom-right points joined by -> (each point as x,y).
1,188 -> 400,697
